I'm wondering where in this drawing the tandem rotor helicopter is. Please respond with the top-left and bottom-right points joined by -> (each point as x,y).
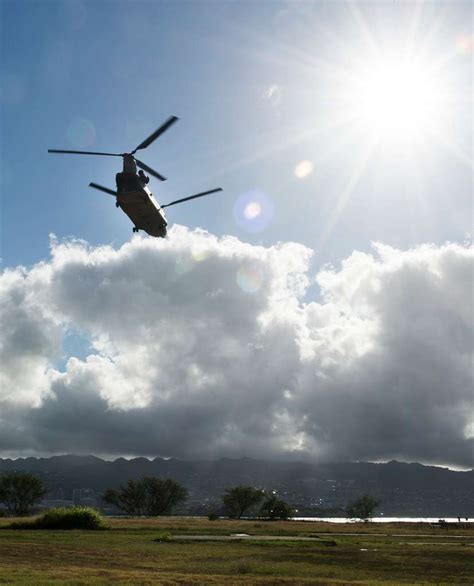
48,116 -> 223,237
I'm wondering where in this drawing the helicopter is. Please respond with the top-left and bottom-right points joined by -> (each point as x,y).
48,116 -> 223,237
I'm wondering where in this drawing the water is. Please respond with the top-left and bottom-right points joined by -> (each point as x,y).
292,517 -> 469,523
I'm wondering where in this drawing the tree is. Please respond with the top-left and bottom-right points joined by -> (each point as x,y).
103,476 -> 188,516
0,472 -> 46,516
222,485 -> 265,519
260,493 -> 294,520
142,477 -> 188,516
103,479 -> 147,516
345,495 -> 380,521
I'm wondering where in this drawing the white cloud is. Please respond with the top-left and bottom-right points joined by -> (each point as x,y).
0,228 -> 472,466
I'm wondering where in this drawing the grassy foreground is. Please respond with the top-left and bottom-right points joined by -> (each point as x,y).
0,516 -> 472,584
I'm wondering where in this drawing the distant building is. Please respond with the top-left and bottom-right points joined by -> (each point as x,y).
72,488 -> 97,506
39,499 -> 73,509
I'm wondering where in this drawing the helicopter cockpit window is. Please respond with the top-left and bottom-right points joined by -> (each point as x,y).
138,170 -> 150,186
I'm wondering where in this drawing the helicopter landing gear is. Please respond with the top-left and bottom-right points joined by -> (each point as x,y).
133,227 -> 139,233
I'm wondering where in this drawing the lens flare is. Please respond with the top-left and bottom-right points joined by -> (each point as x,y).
263,84 -> 282,107
233,190 -> 274,233
244,201 -> 262,219
294,160 -> 314,179
63,0 -> 88,30
191,248 -> 210,262
236,264 -> 264,294
67,117 -> 96,148
175,254 -> 194,275
456,34 -> 474,54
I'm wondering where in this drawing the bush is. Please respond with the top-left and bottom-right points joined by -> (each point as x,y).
207,511 -> 220,521
153,531 -> 172,542
10,506 -> 108,530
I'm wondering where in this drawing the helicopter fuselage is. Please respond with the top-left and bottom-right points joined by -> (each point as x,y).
116,169 -> 168,237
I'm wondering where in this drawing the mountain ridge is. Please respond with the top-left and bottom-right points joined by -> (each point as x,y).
1,455 -> 472,516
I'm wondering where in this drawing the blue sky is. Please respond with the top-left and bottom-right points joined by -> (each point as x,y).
2,0 -> 472,270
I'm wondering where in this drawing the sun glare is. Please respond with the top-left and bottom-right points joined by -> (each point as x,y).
347,58 -> 438,140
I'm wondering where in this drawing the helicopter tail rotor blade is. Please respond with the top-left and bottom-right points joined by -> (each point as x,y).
89,182 -> 118,196
135,159 -> 167,181
161,188 -> 223,209
133,116 -> 179,152
49,149 -> 122,157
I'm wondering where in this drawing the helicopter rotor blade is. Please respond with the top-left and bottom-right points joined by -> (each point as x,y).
135,159 -> 167,181
161,188 -> 223,209
133,116 -> 179,153
89,182 -> 118,196
48,149 -> 122,157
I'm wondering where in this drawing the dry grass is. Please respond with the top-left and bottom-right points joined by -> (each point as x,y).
2,515 -> 473,536
0,517 -> 472,584
102,516 -> 474,536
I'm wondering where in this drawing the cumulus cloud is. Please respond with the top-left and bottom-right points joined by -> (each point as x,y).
0,228 -> 472,467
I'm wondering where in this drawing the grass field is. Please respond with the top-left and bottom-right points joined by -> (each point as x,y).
0,516 -> 472,584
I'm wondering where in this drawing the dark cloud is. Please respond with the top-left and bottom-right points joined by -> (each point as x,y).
0,230 -> 472,466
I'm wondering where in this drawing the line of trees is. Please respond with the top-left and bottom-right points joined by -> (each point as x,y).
221,485 -> 294,520
0,472 -> 379,522
0,473 -> 189,518
103,481 -> 296,519
219,487 -> 379,521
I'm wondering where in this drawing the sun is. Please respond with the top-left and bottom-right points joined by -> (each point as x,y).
341,56 -> 440,142
306,20 -> 464,252
354,59 -> 435,136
